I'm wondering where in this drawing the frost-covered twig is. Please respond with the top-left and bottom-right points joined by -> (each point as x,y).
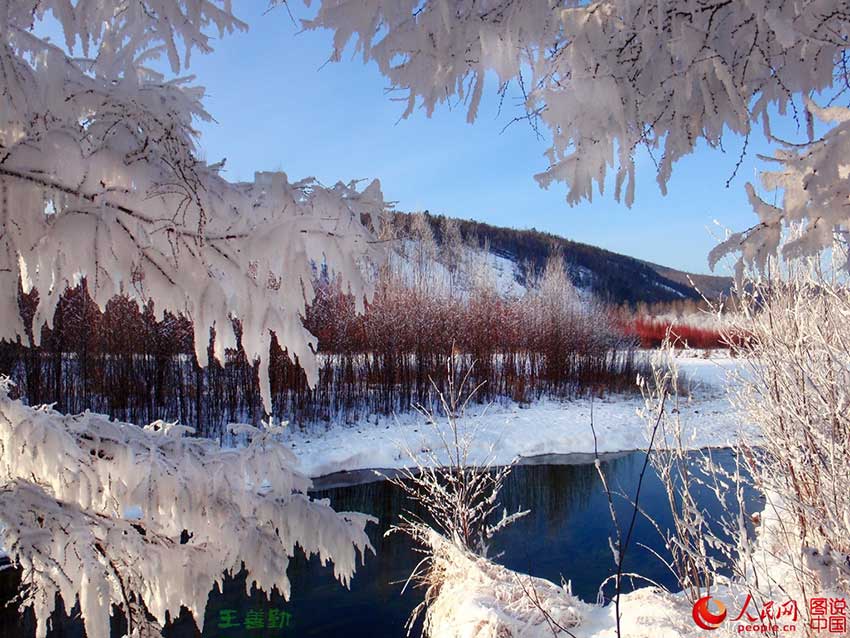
387,357 -> 527,556
723,260 -> 850,612
386,356 -> 533,636
593,384 -> 667,638
512,572 -> 579,638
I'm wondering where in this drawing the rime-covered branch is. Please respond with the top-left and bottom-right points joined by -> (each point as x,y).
0,1 -> 388,412
0,378 -> 375,638
305,0 -> 850,270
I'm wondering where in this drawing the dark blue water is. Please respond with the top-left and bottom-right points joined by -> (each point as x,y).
0,449 -> 754,638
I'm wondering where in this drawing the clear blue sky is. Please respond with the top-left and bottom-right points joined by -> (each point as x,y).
183,5 -> 802,274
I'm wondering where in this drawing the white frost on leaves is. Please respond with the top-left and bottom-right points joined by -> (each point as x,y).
0,1 -> 387,413
304,0 -> 850,270
711,100 -> 850,275
0,378 -> 375,638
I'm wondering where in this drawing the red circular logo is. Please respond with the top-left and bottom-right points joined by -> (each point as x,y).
693,596 -> 727,630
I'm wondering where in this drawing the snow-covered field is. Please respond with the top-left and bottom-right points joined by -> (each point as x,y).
287,353 -> 752,480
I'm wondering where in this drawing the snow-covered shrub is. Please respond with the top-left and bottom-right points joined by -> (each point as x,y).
638,343 -> 732,603
0,377 -> 375,638
388,360 -> 527,555
725,262 -> 850,602
611,299 -> 738,350
387,359 -> 535,635
410,528 -> 586,638
633,260 -> 850,632
627,317 -> 728,350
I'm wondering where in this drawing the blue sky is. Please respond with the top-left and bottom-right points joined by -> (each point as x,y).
163,6 -> 805,274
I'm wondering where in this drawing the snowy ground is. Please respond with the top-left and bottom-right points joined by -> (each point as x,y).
286,352 -> 754,480
423,494 -> 813,638
420,527 -> 713,638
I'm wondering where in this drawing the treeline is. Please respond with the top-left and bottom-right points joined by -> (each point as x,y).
303,254 -> 643,414
0,230 -> 645,436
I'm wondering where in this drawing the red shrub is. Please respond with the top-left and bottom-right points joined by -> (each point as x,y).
626,317 -> 727,349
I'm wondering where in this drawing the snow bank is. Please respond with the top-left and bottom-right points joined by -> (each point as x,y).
419,503 -> 816,638
287,355 -> 750,479
419,528 -> 701,638
418,529 -> 589,637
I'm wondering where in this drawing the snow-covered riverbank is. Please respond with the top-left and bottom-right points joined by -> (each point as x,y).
287,353 -> 753,479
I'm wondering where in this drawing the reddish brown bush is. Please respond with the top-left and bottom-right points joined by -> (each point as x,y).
1,270 -> 646,435
624,316 -> 726,349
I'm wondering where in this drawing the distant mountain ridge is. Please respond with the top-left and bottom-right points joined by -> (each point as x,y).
394,212 -> 732,305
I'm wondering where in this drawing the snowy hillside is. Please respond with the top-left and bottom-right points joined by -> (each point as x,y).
393,212 -> 733,304
389,239 -> 528,298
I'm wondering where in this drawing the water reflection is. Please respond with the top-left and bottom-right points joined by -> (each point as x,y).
0,449 -> 753,638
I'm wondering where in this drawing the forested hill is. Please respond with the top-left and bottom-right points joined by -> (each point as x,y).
393,212 -> 733,305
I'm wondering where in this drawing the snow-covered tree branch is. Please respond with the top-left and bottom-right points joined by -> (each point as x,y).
0,377 -> 375,638
0,1 -> 387,412
304,0 -> 850,271
711,100 -> 850,274
0,3 -> 386,636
